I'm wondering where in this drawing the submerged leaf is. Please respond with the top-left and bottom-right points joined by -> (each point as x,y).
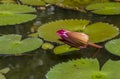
46,58 -> 99,79
0,4 -> 36,26
86,2 -> 120,15
0,34 -> 43,55
53,44 -> 79,54
38,19 -> 119,43
0,68 -> 10,74
105,39 -> 120,56
0,74 -> 6,79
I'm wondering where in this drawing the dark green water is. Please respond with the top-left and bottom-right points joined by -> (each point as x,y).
0,6 -> 120,79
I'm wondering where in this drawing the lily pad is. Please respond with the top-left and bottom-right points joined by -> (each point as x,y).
20,0 -> 46,6
45,0 -> 63,4
105,39 -> 120,56
86,2 -> 120,15
46,58 -> 100,79
38,19 -> 119,43
55,0 -> 109,12
0,4 -> 36,26
0,34 -> 43,55
84,22 -> 119,43
0,0 -> 16,4
102,60 -> 120,79
41,42 -> 54,50
53,44 -> 79,54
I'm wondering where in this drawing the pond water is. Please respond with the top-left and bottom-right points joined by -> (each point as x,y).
0,6 -> 120,79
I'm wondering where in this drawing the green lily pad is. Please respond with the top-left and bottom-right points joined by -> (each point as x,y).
0,4 -> 36,26
53,44 -> 79,55
46,58 -> 100,79
45,0 -> 63,4
55,0 -> 109,12
101,60 -> 120,79
84,22 -> 119,43
41,42 -> 54,50
86,2 -> 120,15
0,34 -> 43,55
0,0 -> 16,4
105,39 -> 120,56
38,19 -> 119,43
20,0 -> 46,6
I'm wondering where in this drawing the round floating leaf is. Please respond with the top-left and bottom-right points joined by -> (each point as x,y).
105,39 -> 120,56
0,14 -> 36,25
53,45 -> 79,54
55,0 -> 109,12
102,60 -> 120,79
84,22 -> 119,43
45,0 -> 63,4
38,19 -> 90,43
0,4 -> 36,26
20,0 -> 46,6
46,58 -> 99,79
0,34 -> 43,55
0,0 -> 16,4
86,2 -> 120,15
38,19 -> 119,43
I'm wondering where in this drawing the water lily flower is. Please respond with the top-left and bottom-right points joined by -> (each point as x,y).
57,29 -> 102,49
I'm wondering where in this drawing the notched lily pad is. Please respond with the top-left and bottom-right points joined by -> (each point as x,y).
0,4 -> 36,26
53,44 -> 79,54
105,39 -> 120,56
86,2 -> 120,15
20,0 -> 46,6
84,22 -> 119,43
55,0 -> 109,12
102,60 -> 120,78
46,58 -> 99,79
0,34 -> 43,55
38,19 -> 119,43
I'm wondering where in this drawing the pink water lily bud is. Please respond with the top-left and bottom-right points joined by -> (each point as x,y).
57,29 -> 102,49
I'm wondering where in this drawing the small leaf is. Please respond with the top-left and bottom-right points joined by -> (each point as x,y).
0,4 -> 36,26
0,34 -> 43,55
105,39 -> 120,56
86,2 -> 120,15
53,45 -> 79,54
41,42 -> 54,50
46,58 -> 99,79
